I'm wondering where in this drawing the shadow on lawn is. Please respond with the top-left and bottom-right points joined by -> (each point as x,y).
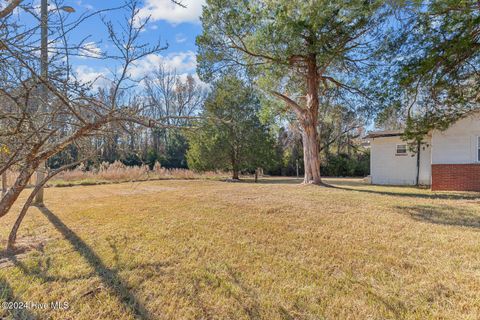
348,278 -> 407,320
189,265 -> 263,319
253,178 -> 304,185
39,207 -> 151,320
330,185 -> 480,201
238,177 -> 480,200
397,204 -> 480,229
230,177 -> 303,185
0,277 -> 37,319
7,254 -> 96,283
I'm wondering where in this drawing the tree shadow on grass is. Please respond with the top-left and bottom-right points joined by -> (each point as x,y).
189,265 -> 262,319
228,177 -> 303,185
6,254 -> 96,283
224,266 -> 262,319
251,178 -> 304,185
347,278 -> 407,320
329,184 -> 480,201
0,277 -> 38,320
396,204 -> 480,229
39,206 -> 151,319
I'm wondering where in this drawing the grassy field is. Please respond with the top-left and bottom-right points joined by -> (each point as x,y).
1,178 -> 480,320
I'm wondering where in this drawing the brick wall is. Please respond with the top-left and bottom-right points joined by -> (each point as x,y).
432,164 -> 480,191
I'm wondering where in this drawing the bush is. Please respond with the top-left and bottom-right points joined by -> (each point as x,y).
321,152 -> 370,177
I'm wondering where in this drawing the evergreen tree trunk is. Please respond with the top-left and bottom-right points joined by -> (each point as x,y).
301,55 -> 322,185
232,169 -> 239,180
301,119 -> 321,184
231,147 -> 240,180
269,55 -> 323,185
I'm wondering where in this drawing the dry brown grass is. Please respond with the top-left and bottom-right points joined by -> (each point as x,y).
1,177 -> 480,319
4,161 -> 229,188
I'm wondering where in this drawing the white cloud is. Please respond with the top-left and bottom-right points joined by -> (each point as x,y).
138,0 -> 205,25
73,51 -> 205,90
75,0 -> 94,10
177,72 -> 209,90
129,51 -> 197,78
74,65 -> 110,88
32,0 -> 55,15
79,42 -> 102,59
175,33 -> 187,43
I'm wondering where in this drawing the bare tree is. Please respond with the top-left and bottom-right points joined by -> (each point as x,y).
142,65 -> 208,159
0,0 -> 192,224
7,155 -> 88,251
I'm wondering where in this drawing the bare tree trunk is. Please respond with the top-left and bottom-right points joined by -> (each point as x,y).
7,159 -> 86,250
34,0 -> 49,207
8,181 -> 43,251
33,161 -> 45,206
0,0 -> 23,19
0,163 -> 38,218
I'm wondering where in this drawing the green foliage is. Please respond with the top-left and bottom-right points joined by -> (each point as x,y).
402,109 -> 466,150
387,0 -> 480,134
47,144 -> 79,169
197,0 -> 388,183
186,75 -> 276,176
163,132 -> 189,168
322,153 -> 370,177
197,0 -> 388,115
145,148 -> 164,169
122,153 -> 143,167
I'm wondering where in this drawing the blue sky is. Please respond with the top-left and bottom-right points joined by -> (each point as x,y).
36,0 -> 206,87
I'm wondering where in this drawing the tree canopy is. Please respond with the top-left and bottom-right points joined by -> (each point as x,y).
197,0 -> 388,184
187,75 -> 275,179
386,0 -> 480,139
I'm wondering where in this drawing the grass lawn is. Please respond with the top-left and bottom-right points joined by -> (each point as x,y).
1,177 -> 480,319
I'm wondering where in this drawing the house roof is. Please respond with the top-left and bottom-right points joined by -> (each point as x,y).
363,129 -> 404,139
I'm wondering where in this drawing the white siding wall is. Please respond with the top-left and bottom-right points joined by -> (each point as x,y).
432,113 -> 480,164
370,136 -> 432,185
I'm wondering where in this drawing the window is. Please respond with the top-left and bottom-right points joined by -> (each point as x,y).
478,136 -> 480,162
396,144 -> 407,155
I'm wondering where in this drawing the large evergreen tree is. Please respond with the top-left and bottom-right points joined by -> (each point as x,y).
197,0 -> 387,184
187,76 -> 275,180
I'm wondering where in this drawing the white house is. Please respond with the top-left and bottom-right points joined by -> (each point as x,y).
365,112 -> 480,191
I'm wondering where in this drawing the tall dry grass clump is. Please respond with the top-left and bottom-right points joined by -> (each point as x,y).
2,161 -> 231,188
50,161 -> 226,186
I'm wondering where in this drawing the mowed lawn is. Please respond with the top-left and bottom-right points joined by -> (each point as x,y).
1,178 -> 480,320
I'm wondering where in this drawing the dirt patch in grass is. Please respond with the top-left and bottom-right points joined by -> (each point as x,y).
0,235 -> 52,268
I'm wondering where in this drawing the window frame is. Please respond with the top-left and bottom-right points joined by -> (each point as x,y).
395,144 -> 408,156
477,136 -> 480,162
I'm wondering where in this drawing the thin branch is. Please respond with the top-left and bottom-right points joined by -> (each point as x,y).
0,0 -> 22,19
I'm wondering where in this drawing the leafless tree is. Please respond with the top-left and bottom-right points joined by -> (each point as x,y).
143,65 -> 208,153
0,0 -> 197,249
